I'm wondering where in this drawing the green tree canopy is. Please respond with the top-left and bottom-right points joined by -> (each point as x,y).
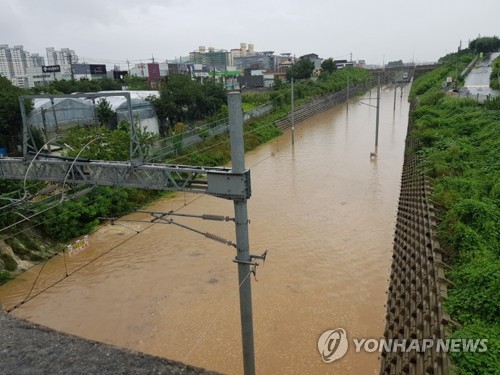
122,75 -> 149,90
149,74 -> 226,127
95,98 -> 116,129
29,77 -> 122,95
286,58 -> 315,81
321,58 -> 337,74
469,36 -> 500,54
0,76 -> 26,150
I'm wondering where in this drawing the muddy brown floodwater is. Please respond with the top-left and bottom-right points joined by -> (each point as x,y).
0,86 -> 410,374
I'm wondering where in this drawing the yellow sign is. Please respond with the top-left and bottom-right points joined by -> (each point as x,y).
67,235 -> 89,257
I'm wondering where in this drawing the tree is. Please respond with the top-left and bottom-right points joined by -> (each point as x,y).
286,58 -> 315,81
28,77 -> 122,95
469,36 -> 500,54
149,74 -> 226,128
0,76 -> 26,152
122,75 -> 149,90
99,77 -> 122,91
198,79 -> 226,117
95,98 -> 115,128
321,58 -> 337,74
273,75 -> 284,90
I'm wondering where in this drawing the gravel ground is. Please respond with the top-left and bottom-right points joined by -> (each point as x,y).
0,310 -> 220,375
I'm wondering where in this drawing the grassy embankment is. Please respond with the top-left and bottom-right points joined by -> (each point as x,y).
409,52 -> 499,374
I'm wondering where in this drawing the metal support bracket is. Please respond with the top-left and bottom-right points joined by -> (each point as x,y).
207,170 -> 251,200
250,250 -> 268,262
233,259 -> 260,267
233,250 -> 268,267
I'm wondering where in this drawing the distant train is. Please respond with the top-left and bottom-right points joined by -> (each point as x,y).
395,71 -> 410,83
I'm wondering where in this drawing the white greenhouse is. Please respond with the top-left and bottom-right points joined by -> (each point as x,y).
27,91 -> 160,137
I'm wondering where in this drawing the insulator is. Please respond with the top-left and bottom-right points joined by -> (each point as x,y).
204,232 -> 234,246
202,214 -> 230,221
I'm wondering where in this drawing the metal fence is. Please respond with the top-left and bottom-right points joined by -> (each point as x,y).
147,102 -> 275,162
274,83 -> 371,130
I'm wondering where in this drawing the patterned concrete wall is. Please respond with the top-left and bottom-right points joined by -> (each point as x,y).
380,105 -> 452,375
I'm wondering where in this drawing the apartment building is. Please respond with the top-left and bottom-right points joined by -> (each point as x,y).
0,44 -> 80,87
0,45 -> 13,78
46,47 -> 78,66
0,45 -> 32,87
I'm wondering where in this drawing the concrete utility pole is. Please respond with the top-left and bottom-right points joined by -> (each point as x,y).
228,92 -> 256,375
393,81 -> 397,111
291,78 -> 295,145
347,75 -> 350,112
375,75 -> 381,150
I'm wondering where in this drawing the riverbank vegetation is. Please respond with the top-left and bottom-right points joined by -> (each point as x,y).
0,65 -> 370,280
409,48 -> 499,374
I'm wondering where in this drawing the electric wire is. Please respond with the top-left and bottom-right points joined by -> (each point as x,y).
5,223 -> 152,313
145,94 -> 286,163
1,86 -> 290,238
0,188 -> 149,286
1,82 -> 359,238
0,185 -> 101,242
23,135 -> 62,199
161,117 -> 285,167
0,88 -> 289,314
2,82 -> 376,331
0,136 -> 100,234
0,87 -> 292,363
0,187 -> 206,299
0,183 -> 97,233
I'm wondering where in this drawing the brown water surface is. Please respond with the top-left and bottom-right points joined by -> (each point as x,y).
0,86 -> 410,374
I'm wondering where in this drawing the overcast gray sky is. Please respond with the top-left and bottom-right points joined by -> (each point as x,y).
1,0 -> 499,68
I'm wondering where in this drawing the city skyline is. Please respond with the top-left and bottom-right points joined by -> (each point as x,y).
1,0 -> 499,69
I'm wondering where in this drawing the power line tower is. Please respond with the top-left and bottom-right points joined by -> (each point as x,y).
0,91 -> 259,375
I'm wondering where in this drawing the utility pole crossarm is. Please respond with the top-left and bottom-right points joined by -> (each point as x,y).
0,158 -> 251,200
